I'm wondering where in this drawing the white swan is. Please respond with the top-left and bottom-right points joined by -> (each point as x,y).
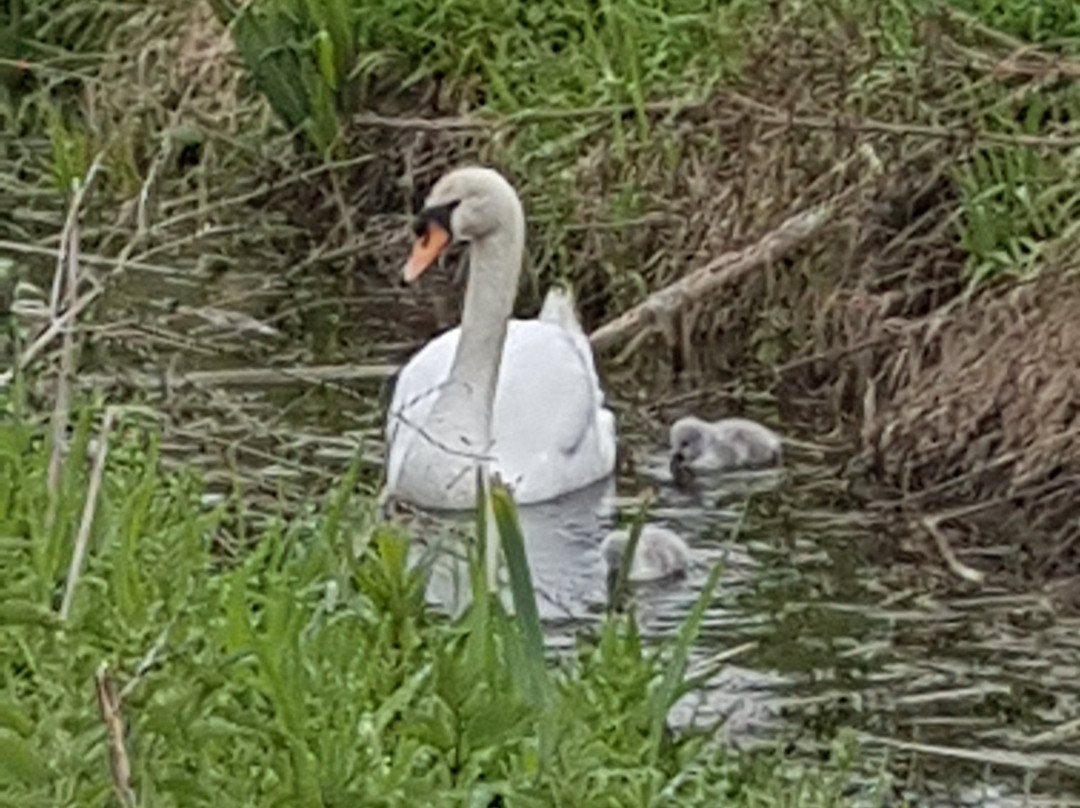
669,416 -> 782,474
600,525 -> 690,583
385,167 -> 617,509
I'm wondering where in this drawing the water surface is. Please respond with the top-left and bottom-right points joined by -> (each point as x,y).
415,431 -> 1080,806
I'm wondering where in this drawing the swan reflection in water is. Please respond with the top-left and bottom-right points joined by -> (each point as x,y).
404,451 -> 787,736
416,476 -> 617,623
412,446 -> 785,626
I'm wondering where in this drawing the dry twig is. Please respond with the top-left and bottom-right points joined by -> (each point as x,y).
724,91 -> 1080,149
589,205 -> 833,352
45,159 -> 103,510
74,362 -> 397,391
95,663 -> 137,808
60,407 -> 117,621
921,515 -> 987,585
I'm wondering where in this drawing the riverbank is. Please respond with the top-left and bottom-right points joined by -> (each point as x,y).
4,0 -> 1079,585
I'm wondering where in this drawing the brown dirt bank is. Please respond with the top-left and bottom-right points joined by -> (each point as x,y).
855,274 -> 1080,591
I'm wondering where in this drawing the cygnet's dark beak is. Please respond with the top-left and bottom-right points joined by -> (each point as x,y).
669,452 -> 694,489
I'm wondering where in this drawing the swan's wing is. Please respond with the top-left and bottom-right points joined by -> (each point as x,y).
388,317 -> 600,459
386,313 -> 614,502
537,287 -> 605,400
496,320 -> 602,458
535,289 -> 613,464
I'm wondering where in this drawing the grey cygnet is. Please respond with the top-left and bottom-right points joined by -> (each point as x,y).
669,416 -> 782,475
600,525 -> 689,584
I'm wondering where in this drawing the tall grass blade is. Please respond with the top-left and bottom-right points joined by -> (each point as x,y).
609,497 -> 649,611
465,466 -> 496,675
489,476 -> 547,704
647,557 -> 724,759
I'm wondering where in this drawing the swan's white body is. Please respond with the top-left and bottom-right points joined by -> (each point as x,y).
601,525 -> 689,583
387,299 -> 616,508
385,168 -> 617,510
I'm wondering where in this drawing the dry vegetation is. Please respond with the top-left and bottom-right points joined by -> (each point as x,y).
3,0 -> 1080,593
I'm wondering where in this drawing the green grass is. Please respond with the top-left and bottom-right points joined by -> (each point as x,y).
945,0 -> 1080,43
932,0 -> 1080,284
954,144 -> 1074,284
949,100 -> 1080,285
203,0 -> 1080,302
1,0 -> 138,61
0,400 -> 863,806
210,0 -> 757,152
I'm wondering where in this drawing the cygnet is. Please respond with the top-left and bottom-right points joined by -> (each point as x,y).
669,416 -> 782,475
600,525 -> 690,584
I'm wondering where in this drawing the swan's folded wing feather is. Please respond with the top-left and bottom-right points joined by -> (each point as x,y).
538,287 -> 602,396
538,287 -> 586,339
496,320 -> 600,458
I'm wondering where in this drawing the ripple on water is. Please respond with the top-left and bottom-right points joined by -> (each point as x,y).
412,445 -> 1080,804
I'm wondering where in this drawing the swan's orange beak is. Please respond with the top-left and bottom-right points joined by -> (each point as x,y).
403,222 -> 451,284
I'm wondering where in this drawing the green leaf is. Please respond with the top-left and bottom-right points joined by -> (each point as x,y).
314,29 -> 337,90
490,477 -> 548,706
648,558 -> 725,759
0,700 -> 33,737
0,599 -> 59,628
0,729 -> 48,786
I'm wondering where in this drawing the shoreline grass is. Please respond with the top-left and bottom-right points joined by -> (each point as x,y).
0,401 -> 866,805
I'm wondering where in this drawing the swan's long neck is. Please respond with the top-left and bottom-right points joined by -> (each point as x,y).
441,223 -> 524,446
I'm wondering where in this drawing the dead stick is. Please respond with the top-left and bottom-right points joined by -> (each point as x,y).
72,363 -> 398,391
589,205 -> 833,352
60,408 -> 116,621
95,663 -> 137,808
352,101 -> 704,131
722,90 -> 1080,149
20,287 -> 100,375
46,225 -> 78,499
46,159 -> 101,504
921,515 -> 986,585
0,239 -> 190,278
353,113 -> 489,131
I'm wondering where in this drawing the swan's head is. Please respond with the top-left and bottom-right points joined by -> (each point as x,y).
669,416 -> 708,472
404,166 -> 525,283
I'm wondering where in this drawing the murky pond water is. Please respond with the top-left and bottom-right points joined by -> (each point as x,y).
21,259 -> 1077,807
413,426 -> 1080,806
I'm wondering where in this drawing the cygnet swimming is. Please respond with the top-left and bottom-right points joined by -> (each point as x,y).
600,525 -> 690,584
669,416 -> 782,476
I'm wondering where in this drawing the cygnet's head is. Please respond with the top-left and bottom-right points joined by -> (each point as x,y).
669,417 -> 708,471
601,526 -> 690,587
404,166 -> 524,283
600,530 -> 631,571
